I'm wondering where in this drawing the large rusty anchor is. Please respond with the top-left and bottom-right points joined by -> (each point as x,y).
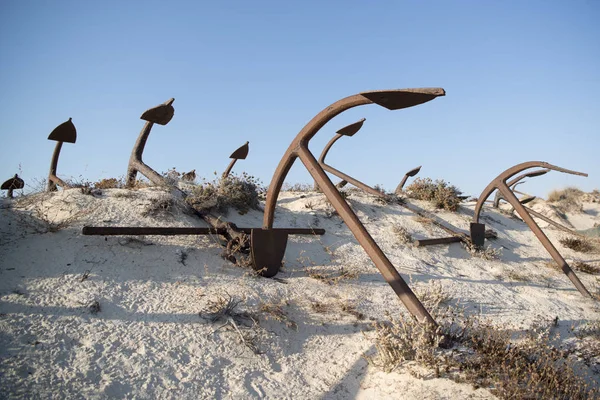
490,168 -> 592,238
471,161 -> 592,298
126,98 -> 175,187
47,118 -> 77,191
250,88 -> 446,325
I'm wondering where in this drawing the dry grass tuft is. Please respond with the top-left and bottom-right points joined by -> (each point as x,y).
307,266 -> 359,285
406,178 -> 463,212
547,187 -> 584,213
259,300 -> 297,330
413,280 -> 451,309
559,237 -> 595,253
186,172 -> 262,215
462,241 -> 502,260
93,177 -> 123,189
200,294 -> 263,354
571,261 -> 600,275
367,288 -> 598,399
141,195 -> 178,219
310,299 -> 364,320
506,270 -> 530,282
282,183 -> 315,192
392,226 -> 414,245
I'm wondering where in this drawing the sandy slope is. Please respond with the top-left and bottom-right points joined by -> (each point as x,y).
1,187 -> 599,399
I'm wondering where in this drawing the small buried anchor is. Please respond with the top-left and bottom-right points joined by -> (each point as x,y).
2,174 -> 24,198
126,98 -> 175,187
47,118 -> 77,192
395,165 -> 422,194
472,161 -> 592,298
222,141 -> 249,178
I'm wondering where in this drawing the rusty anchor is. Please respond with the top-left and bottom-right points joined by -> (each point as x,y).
126,98 -> 175,187
491,169 -> 591,238
251,88 -> 446,325
47,118 -> 77,191
471,161 -> 592,298
223,141 -> 249,178
395,166 -> 422,194
2,174 -> 24,198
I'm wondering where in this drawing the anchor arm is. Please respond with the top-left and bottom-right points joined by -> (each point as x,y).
497,184 -> 591,298
47,141 -> 63,191
474,161 -> 587,224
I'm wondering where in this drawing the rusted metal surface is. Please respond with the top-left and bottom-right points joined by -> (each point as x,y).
47,118 -> 77,191
415,237 -> 460,246
313,119 -> 364,191
140,101 -> 175,125
336,180 -> 348,189
472,161 -> 591,298
48,118 -> 77,143
126,98 -> 175,187
256,88 -> 445,325
522,206 -> 590,238
223,141 -> 250,178
82,226 -> 325,236
416,230 -> 497,247
518,195 -> 536,205
1,174 -> 24,198
395,165 -> 422,194
493,169 -> 549,208
251,229 -> 289,277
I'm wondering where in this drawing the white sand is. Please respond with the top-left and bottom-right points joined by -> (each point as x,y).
1,187 -> 599,398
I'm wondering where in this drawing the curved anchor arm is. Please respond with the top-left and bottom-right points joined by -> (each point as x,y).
263,94 -> 372,226
316,118 -> 389,198
313,119 -> 365,191
261,88 -> 445,325
474,161 -> 586,223
493,168 -> 549,208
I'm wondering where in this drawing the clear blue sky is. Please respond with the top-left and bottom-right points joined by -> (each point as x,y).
1,0 -> 598,197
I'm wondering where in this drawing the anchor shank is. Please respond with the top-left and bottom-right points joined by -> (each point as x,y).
222,158 -> 237,178
298,145 -> 436,325
498,184 -> 591,297
47,141 -> 63,191
126,121 -> 154,186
